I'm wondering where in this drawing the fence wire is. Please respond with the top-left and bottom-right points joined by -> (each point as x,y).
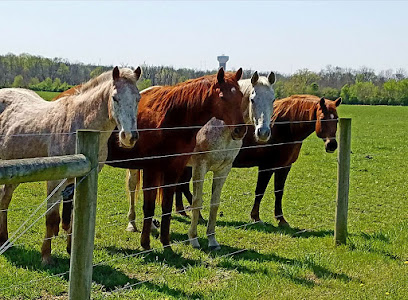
0,118 -> 340,294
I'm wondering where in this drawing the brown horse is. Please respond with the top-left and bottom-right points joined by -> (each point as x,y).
175,95 -> 341,226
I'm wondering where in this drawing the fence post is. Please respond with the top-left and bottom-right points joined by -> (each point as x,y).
69,130 -> 100,300
334,118 -> 352,246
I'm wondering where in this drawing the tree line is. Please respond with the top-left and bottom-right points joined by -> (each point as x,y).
1,53 -> 407,105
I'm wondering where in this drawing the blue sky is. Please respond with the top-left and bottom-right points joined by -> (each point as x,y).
1,1 -> 407,74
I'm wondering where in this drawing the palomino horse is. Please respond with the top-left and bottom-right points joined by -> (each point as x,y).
0,66 -> 141,264
105,68 -> 246,250
125,71 -> 276,250
174,95 -> 341,227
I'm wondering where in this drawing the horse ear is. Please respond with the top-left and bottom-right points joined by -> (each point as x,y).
268,72 -> 276,84
319,97 -> 327,110
134,66 -> 141,80
235,68 -> 243,81
335,97 -> 342,107
217,67 -> 225,84
251,71 -> 259,85
113,66 -> 120,81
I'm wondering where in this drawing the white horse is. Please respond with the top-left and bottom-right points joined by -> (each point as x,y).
126,71 -> 276,250
0,66 -> 141,264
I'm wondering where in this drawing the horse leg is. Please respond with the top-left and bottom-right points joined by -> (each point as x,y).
140,170 -> 158,250
179,167 -> 205,221
207,166 -> 231,251
61,183 -> 74,232
251,167 -> 274,222
126,169 -> 140,232
175,168 -> 190,217
188,164 -> 206,249
41,180 -> 65,265
274,166 -> 291,227
0,184 -> 19,246
160,169 -> 182,248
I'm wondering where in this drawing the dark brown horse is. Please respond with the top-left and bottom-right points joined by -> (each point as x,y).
175,95 -> 341,226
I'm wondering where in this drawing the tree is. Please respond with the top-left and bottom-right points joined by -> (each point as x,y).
12,75 -> 24,87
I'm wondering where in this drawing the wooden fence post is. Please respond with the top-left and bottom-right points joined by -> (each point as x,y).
69,130 -> 100,300
334,118 -> 352,246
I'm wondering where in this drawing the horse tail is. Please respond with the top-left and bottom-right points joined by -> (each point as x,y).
155,173 -> 163,205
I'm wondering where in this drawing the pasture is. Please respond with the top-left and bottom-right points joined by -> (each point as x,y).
0,104 -> 407,299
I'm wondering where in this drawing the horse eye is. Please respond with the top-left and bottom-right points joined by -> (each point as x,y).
112,96 -> 119,102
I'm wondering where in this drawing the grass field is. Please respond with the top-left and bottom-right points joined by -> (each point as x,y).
0,105 -> 407,299
34,91 -> 60,101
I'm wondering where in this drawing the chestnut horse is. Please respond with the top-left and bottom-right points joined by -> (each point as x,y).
0,67 -> 141,264
175,95 -> 341,227
104,68 -> 246,250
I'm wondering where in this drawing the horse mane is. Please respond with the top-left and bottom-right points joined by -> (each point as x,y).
272,94 -> 320,122
143,72 -> 240,119
63,68 -> 139,98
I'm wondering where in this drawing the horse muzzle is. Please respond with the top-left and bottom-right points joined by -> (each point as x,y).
231,125 -> 247,140
119,130 -> 139,148
255,126 -> 271,143
324,138 -> 337,153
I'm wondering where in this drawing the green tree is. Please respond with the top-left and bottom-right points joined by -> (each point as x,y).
90,66 -> 104,78
137,79 -> 152,91
12,75 -> 24,87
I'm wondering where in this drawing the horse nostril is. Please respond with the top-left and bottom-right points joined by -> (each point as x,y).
120,131 -> 126,142
132,130 -> 139,141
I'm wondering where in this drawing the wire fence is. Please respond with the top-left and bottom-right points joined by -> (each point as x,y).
0,119 -> 341,295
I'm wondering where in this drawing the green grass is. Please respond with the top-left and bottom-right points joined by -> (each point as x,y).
34,91 -> 60,101
1,105 -> 407,299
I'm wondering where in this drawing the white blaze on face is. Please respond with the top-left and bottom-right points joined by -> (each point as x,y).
249,82 -> 275,142
330,114 -> 335,119
113,83 -> 140,146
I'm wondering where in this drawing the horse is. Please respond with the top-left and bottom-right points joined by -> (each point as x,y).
174,95 -> 341,227
125,71 -> 276,250
0,66 -> 141,264
103,67 -> 246,251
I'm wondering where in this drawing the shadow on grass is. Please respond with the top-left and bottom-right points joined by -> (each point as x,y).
105,245 -> 200,269
2,246 -> 202,298
347,231 -> 400,261
170,232 -> 352,288
172,215 -> 334,239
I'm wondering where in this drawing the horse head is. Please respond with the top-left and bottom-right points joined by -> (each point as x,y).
109,66 -> 141,148
248,71 -> 276,143
315,97 -> 342,153
210,67 -> 247,140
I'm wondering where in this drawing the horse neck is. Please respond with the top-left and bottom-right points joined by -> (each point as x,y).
238,79 -> 252,124
64,81 -> 116,142
278,101 -> 317,141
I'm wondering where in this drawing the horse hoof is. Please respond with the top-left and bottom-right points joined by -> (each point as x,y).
278,220 -> 290,228
189,237 -> 200,249
62,223 -> 70,232
141,243 -> 151,251
251,218 -> 264,225
176,207 -> 189,217
41,256 -> 54,266
126,224 -> 139,232
209,245 -> 221,251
